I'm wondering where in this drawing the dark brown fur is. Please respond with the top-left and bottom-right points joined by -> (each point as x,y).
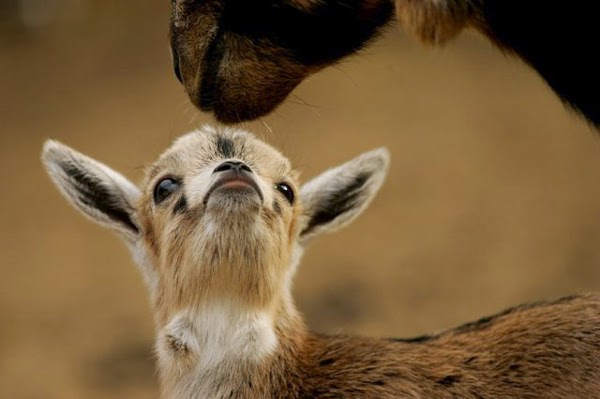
170,0 -> 599,126
169,0 -> 393,123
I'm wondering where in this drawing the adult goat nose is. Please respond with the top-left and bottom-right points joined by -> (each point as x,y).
213,161 -> 253,174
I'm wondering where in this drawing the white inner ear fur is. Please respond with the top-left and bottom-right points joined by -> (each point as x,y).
42,140 -> 141,237
299,147 -> 390,243
41,140 -> 158,294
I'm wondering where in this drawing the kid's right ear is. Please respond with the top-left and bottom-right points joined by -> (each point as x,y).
41,140 -> 141,241
298,148 -> 390,243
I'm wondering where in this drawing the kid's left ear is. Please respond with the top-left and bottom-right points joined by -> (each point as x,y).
299,148 -> 390,243
42,140 -> 142,241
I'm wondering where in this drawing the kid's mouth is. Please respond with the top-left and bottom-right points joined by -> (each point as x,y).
203,171 -> 263,206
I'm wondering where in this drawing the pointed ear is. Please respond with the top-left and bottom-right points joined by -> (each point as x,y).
299,148 -> 389,243
41,140 -> 141,241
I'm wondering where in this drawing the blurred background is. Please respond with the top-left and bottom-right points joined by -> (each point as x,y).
2,1 -> 600,398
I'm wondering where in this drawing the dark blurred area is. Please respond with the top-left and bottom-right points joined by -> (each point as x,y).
2,2 -> 600,398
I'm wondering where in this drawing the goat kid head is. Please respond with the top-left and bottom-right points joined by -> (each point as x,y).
42,126 -> 389,328
169,0 -> 394,123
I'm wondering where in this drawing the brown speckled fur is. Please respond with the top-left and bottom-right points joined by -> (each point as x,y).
195,293 -> 600,398
297,294 -> 600,398
43,128 -> 600,398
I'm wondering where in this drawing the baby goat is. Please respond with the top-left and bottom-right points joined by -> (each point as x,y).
170,0 -> 599,126
43,126 -> 600,398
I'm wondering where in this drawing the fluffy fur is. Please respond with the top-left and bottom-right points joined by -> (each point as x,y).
43,126 -> 600,398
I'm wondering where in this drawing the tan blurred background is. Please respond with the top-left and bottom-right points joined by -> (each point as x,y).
2,1 -> 600,398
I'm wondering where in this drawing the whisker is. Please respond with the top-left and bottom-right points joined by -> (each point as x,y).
260,119 -> 274,135
290,94 -> 319,109
332,65 -> 358,87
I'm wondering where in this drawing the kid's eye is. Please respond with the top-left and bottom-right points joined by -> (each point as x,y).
154,178 -> 180,204
275,182 -> 294,204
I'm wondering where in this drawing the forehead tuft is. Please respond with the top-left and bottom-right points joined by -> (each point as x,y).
145,127 -> 292,181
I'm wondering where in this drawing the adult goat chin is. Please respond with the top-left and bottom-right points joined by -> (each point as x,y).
169,0 -> 599,127
43,125 -> 600,399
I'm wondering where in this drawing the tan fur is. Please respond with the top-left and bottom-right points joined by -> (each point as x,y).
43,127 -> 600,398
161,293 -> 600,399
394,0 -> 482,45
138,129 -> 299,325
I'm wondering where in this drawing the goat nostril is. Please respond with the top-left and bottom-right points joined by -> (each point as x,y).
213,161 -> 252,174
214,162 -> 233,173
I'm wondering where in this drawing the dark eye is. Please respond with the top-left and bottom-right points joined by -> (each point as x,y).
154,178 -> 180,204
275,182 -> 294,204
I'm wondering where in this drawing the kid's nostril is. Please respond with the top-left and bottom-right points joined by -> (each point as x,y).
213,161 -> 252,174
